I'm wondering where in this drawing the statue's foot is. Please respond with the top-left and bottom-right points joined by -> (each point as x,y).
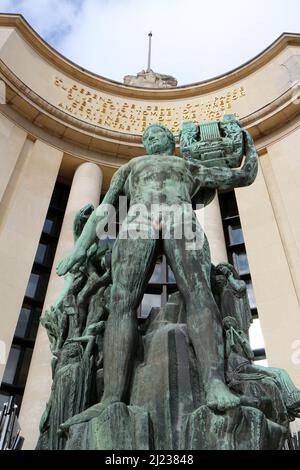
206,379 -> 241,412
286,390 -> 300,416
100,396 -> 124,407
58,403 -> 106,435
58,399 -> 124,436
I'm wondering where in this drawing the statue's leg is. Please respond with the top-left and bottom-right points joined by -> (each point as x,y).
77,273 -> 101,308
257,366 -> 300,413
76,274 -> 102,333
102,236 -> 158,405
163,220 -> 240,411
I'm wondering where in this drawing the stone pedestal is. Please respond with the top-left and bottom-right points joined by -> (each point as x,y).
181,405 -> 286,450
64,292 -> 289,450
66,403 -> 152,450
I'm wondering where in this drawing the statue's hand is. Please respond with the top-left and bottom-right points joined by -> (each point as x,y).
56,253 -> 73,276
87,243 -> 97,259
242,159 -> 257,179
65,337 -> 82,344
56,248 -> 86,276
239,130 -> 258,184
234,161 -> 257,188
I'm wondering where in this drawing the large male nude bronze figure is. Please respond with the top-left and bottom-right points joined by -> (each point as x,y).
57,124 -> 258,413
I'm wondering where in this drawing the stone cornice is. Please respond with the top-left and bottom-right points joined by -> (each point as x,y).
0,13 -> 300,99
1,54 -> 300,150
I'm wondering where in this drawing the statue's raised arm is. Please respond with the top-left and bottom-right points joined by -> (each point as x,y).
56,162 -> 131,276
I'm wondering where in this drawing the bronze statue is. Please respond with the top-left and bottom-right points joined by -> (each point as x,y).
56,122 -> 258,414
38,118 -> 300,449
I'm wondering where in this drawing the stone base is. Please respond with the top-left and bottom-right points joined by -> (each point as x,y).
65,403 -> 153,450
180,405 -> 287,450
62,293 -> 289,450
65,402 -> 287,450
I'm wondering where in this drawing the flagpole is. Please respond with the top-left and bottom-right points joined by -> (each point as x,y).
147,31 -> 152,72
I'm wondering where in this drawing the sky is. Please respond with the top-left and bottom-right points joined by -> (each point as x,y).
1,0 -> 300,86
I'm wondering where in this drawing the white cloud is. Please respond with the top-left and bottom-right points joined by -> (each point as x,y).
0,0 -> 83,41
1,0 -> 300,85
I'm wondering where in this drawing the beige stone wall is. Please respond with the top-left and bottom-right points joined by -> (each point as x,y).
0,26 -> 13,52
0,138 -> 63,383
0,112 -> 27,200
262,128 -> 300,303
235,157 -> 300,388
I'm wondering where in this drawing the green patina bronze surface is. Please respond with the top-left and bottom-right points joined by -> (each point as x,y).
37,117 -> 300,450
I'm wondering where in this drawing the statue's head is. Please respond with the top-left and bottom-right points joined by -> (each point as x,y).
216,262 -> 239,279
223,316 -> 238,330
143,124 -> 175,155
